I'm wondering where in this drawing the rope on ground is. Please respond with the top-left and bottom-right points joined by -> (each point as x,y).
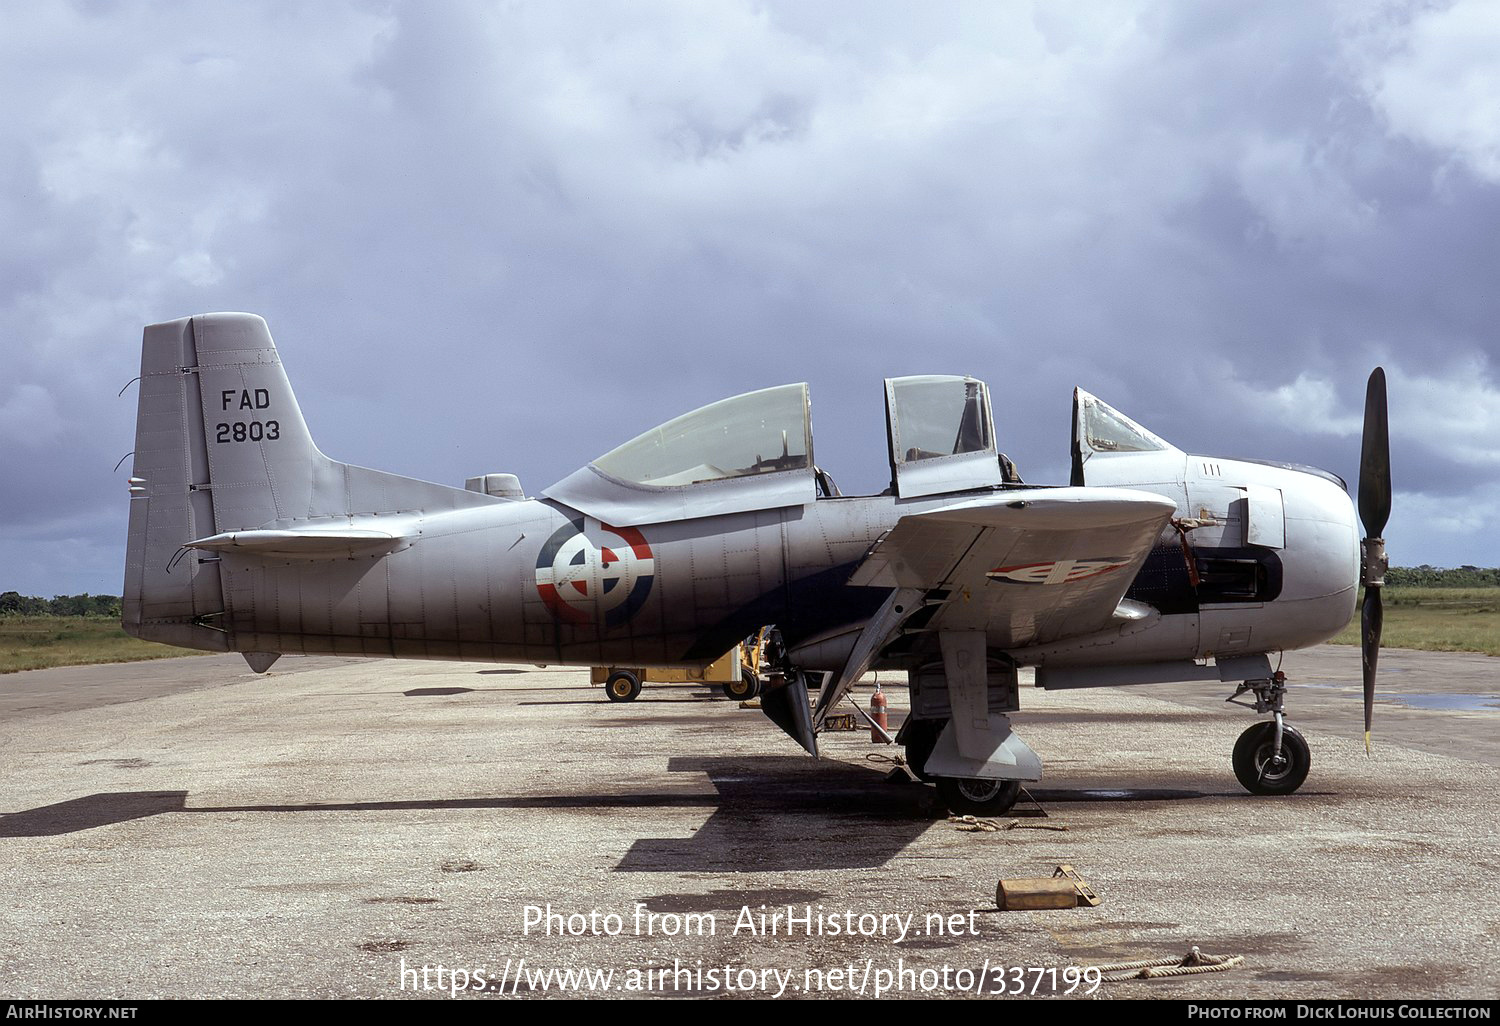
950,814 -> 1007,832
948,814 -> 1067,833
1082,946 -> 1244,982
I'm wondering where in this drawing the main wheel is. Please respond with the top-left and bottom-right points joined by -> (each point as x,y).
721,669 -> 760,701
936,776 -> 1022,816
1232,721 -> 1311,795
604,670 -> 642,702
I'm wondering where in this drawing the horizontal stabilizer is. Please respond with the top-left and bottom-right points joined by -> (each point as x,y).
185,528 -> 409,560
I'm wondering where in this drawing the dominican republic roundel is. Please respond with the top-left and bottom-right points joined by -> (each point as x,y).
535,517 -> 655,628
986,558 -> 1131,585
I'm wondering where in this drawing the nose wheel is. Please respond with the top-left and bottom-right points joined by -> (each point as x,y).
1232,721 -> 1311,795
1226,672 -> 1312,796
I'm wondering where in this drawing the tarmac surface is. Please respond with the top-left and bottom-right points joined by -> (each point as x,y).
1,646 -> 1496,1001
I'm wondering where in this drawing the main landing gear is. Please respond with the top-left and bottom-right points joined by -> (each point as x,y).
899,717 -> 1025,816
1227,672 -> 1312,796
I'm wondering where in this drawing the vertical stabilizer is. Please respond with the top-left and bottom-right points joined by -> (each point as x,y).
123,312 -> 364,648
124,313 -> 496,653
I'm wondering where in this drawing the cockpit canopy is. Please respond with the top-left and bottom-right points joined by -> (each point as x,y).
884,375 -> 1005,498
887,375 -> 993,462
542,374 -> 1006,525
592,384 -> 812,487
543,383 -> 818,526
1074,390 -> 1173,455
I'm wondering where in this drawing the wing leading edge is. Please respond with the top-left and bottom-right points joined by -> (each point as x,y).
817,487 -> 1177,723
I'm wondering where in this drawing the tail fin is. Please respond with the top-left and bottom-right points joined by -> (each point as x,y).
123,312 -> 488,650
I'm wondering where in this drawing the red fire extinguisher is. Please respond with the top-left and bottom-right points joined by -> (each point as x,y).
870,683 -> 889,742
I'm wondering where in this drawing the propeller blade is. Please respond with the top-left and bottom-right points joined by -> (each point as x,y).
1358,368 -> 1390,538
1361,586 -> 1383,755
1357,366 -> 1390,755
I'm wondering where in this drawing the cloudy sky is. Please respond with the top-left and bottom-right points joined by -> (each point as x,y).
3,0 -> 1498,598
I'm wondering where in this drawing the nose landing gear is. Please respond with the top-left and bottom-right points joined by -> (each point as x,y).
1227,672 -> 1312,795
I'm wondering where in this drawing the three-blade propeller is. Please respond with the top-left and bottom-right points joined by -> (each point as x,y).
1358,368 -> 1390,754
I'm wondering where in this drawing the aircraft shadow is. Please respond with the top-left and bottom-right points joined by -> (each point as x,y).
0,790 -> 724,838
519,697 -> 722,707
0,791 -> 191,837
0,766 -> 1271,869
0,756 -> 936,868
613,761 -> 1289,873
615,756 -> 939,873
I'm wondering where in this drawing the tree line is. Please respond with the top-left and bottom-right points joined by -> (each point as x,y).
1384,566 -> 1500,588
0,593 -> 123,617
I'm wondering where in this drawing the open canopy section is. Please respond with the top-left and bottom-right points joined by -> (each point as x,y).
544,383 -> 817,526
886,375 -> 1006,498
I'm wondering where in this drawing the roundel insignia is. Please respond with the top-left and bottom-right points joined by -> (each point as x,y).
986,558 -> 1131,585
535,517 -> 656,628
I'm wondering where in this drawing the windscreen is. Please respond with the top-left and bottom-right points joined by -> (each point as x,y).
1080,395 -> 1170,453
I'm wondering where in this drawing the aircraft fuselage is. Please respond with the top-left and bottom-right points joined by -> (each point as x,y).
188,456 -> 1356,676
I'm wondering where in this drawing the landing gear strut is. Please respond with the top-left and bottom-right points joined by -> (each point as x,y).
1227,672 -> 1312,795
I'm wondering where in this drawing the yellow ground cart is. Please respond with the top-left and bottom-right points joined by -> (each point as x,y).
592,629 -> 770,702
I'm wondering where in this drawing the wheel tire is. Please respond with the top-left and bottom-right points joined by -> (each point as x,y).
604,670 -> 642,703
936,776 -> 1022,816
721,669 -> 760,701
902,718 -> 945,782
1232,721 -> 1311,795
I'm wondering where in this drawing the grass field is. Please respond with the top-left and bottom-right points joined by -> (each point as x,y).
1329,587 -> 1500,657
0,617 -> 207,674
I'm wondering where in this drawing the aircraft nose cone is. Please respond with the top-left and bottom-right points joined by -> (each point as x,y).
1284,467 -> 1361,609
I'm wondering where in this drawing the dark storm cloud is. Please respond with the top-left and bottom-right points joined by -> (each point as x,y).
2,1 -> 1497,596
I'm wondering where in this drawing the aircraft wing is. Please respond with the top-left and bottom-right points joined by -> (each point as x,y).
849,487 -> 1177,641
818,487 -> 1177,723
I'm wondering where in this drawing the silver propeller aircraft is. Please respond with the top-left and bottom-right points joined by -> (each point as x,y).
123,313 -> 1391,814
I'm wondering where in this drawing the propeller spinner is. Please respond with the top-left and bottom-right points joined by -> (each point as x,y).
1358,368 -> 1390,754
